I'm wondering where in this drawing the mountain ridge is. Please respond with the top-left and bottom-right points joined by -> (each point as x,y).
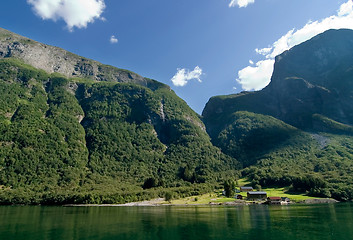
0,27 -> 166,90
203,29 -> 353,132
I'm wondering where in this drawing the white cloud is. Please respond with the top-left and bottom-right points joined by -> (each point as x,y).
171,66 -> 203,87
237,59 -> 275,91
27,0 -> 106,31
229,0 -> 255,8
338,0 -> 353,16
255,47 -> 272,56
110,35 -> 118,44
237,0 -> 353,91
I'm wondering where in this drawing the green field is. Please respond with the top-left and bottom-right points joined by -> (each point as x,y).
163,192 -> 237,205
236,178 -> 321,201
165,178 -> 326,205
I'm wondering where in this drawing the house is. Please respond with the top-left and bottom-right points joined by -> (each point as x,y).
235,194 -> 243,200
281,197 -> 291,205
267,197 -> 282,205
247,191 -> 267,200
266,197 -> 291,205
240,186 -> 254,192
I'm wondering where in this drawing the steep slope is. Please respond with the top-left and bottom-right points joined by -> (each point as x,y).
0,59 -> 88,190
203,29 -> 353,201
0,58 -> 238,204
0,29 -> 239,204
214,111 -> 305,167
204,29 -> 353,132
0,27 -> 162,88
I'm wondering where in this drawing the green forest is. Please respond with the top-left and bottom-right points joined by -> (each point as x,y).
204,104 -> 353,201
1,58 -> 353,204
3,29 -> 353,204
0,58 -> 239,204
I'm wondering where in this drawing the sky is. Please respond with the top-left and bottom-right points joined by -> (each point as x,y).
1,0 -> 352,114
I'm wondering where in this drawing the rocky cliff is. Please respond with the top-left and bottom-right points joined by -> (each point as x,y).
0,27 -> 159,88
203,29 -> 353,134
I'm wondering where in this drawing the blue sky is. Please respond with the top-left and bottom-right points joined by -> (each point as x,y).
1,0 -> 351,113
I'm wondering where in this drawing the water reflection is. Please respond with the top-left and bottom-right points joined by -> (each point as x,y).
0,203 -> 352,240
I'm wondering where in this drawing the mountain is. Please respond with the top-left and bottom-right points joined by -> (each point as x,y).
2,27 -> 353,203
203,29 -> 353,201
0,28 -> 162,88
204,29 -> 353,134
0,28 -> 239,204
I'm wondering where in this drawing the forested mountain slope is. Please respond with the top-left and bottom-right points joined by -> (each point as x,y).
203,29 -> 353,201
0,29 -> 239,204
2,27 -> 353,203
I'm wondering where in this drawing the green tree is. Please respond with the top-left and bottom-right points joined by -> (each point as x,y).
224,179 -> 236,198
143,177 -> 158,189
164,191 -> 173,202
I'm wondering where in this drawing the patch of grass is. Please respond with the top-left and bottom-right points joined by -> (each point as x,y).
237,178 -> 251,187
236,178 -> 327,202
162,192 -> 241,205
261,186 -> 318,202
213,197 -> 238,203
164,179 -> 325,205
164,193 -> 219,205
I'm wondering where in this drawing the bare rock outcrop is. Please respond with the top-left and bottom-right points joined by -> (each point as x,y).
0,27 -> 147,86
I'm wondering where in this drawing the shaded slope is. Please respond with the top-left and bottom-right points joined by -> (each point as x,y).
213,111 -> 304,167
202,29 -> 353,200
203,29 -> 353,132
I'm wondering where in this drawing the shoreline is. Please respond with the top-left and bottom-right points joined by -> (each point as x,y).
64,198 -> 339,207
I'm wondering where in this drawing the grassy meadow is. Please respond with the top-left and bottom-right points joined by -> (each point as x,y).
163,178 -> 323,205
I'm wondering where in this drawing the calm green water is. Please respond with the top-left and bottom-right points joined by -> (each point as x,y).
0,203 -> 352,240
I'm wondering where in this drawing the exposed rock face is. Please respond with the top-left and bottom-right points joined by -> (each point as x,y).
0,27 -> 148,86
265,29 -> 353,129
203,29 -> 353,134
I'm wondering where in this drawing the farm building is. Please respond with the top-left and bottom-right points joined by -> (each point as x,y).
240,186 -> 254,192
235,194 -> 243,200
267,197 -> 282,204
247,191 -> 267,200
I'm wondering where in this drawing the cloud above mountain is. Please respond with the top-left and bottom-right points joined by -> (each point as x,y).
237,0 -> 353,91
171,66 -> 203,87
237,59 -> 274,91
229,0 -> 255,8
27,0 -> 106,31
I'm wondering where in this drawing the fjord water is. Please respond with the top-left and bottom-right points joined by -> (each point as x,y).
1,204 -> 352,240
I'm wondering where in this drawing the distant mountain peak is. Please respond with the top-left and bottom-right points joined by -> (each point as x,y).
270,28 -> 353,88
204,28 -> 353,132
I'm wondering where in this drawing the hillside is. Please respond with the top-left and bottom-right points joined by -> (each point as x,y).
0,29 -> 239,204
2,27 -> 353,203
203,29 -> 353,201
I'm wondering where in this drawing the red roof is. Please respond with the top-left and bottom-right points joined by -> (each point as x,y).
268,197 -> 281,200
